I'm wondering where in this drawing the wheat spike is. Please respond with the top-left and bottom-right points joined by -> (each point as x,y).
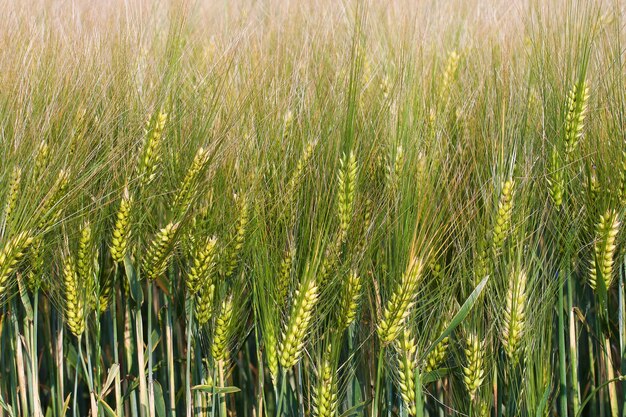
0,231 -> 34,296
143,222 -> 178,281
136,111 -> 167,189
110,188 -> 133,263
396,328 -> 418,416
589,209 -> 620,290
173,146 -> 211,218
186,236 -> 218,295
491,178 -> 514,254
211,295 -> 234,361
3,166 -> 21,227
564,79 -> 589,158
312,344 -> 338,417
463,332 -> 486,401
548,147 -> 564,207
338,270 -> 362,331
63,254 -> 85,337
501,269 -> 527,363
377,257 -> 423,344
279,277 -> 319,368
224,194 -> 249,277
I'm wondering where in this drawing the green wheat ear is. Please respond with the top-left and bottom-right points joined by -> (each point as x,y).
110,187 -> 133,264
173,146 -> 211,218
501,268 -> 527,364
548,147 -> 564,207
463,332 -> 486,402
3,166 -> 21,229
187,236 -> 218,295
63,253 -> 85,338
588,209 -> 620,291
0,231 -> 34,297
396,328 -> 418,416
312,343 -> 338,417
564,79 -> 589,159
377,257 -> 423,344
279,276 -> 319,369
211,295 -> 234,362
135,111 -> 167,190
143,222 -> 179,281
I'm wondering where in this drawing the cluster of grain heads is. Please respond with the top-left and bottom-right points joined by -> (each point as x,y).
143,222 -> 179,281
501,268 -> 528,363
0,231 -> 34,296
491,178 -> 515,254
338,269 -> 362,331
588,209 -> 620,291
110,188 -> 133,263
396,328 -> 418,416
136,111 -> 167,189
63,254 -> 85,338
564,79 -> 589,158
279,275 -> 319,368
377,257 -> 423,344
211,295 -> 234,361
548,147 -> 564,207
463,332 -> 486,402
77,222 -> 99,311
187,236 -> 218,295
312,344 -> 339,417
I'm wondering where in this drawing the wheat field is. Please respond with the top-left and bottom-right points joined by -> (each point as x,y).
0,0 -> 624,416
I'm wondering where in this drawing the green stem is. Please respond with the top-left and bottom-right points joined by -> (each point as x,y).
147,281 -> 155,417
372,347 -> 385,417
559,271 -> 569,417
186,298 -> 193,417
568,270 -> 580,415
112,265 -> 122,416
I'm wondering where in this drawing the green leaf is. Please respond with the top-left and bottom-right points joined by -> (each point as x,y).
339,401 -> 369,417
124,255 -> 143,305
422,275 -> 489,358
191,385 -> 241,394
154,381 -> 167,417
535,383 -> 551,417
100,364 -> 119,398
98,398 -> 117,417
421,368 -> 450,385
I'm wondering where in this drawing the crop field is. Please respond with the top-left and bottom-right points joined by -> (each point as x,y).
1,0 -> 625,416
